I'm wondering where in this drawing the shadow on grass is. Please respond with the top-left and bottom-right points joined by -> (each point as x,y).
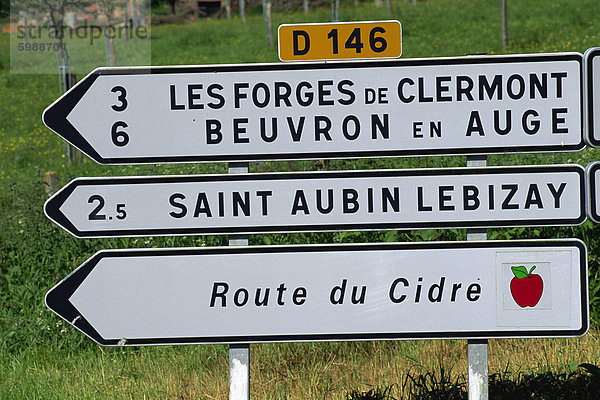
345,364 -> 600,400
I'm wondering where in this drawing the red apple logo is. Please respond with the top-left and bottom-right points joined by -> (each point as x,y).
510,265 -> 543,308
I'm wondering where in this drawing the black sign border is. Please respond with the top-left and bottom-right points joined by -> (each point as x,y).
42,53 -> 585,164
45,240 -> 589,346
586,161 -> 600,223
586,48 -> 600,146
44,165 -> 586,238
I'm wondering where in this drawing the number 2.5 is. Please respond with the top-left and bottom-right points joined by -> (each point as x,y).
88,195 -> 127,221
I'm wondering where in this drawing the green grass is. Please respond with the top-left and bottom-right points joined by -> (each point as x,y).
2,0 -> 600,398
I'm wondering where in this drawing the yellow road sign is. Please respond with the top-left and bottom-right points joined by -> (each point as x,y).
278,20 -> 402,62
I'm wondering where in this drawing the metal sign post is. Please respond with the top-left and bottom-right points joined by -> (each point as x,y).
228,162 -> 250,400
466,155 -> 488,400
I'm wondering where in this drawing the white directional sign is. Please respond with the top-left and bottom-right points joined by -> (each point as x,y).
42,53 -> 584,164
45,241 -> 588,346
44,165 -> 585,238
585,161 -> 600,223
585,48 -> 600,146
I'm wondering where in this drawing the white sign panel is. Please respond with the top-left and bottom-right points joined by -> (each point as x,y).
44,165 -> 585,238
45,241 -> 588,346
42,53 -> 584,164
585,48 -> 600,146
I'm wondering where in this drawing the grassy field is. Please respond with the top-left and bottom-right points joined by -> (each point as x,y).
2,0 -> 600,398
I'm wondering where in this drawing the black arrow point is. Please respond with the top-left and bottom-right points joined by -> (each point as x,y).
45,253 -> 116,345
42,70 -> 108,164
43,180 -> 86,238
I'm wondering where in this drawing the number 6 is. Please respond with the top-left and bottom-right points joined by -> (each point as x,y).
111,121 -> 129,147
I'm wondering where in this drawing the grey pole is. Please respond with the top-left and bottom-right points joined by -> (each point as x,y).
228,162 -> 250,400
466,155 -> 489,400
500,0 -> 508,49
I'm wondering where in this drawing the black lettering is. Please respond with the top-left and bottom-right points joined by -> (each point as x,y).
274,82 -> 292,107
463,186 -> 480,210
547,182 -> 567,208
233,118 -> 249,143
417,187 -> 433,211
232,191 -> 250,216
293,30 -> 310,55
169,193 -> 187,218
436,76 -> 452,102
479,75 -> 502,100
338,80 -> 355,105
234,288 -> 249,307
287,116 -> 305,142
551,72 -> 567,98
316,189 -> 334,214
524,184 -> 543,209
457,76 -> 474,101
330,279 -> 347,305
260,117 -> 278,142
397,78 -> 415,103
494,110 -> 512,135
255,288 -> 270,306
530,73 -> 548,99
342,115 -> 360,140
415,277 -> 423,302
315,116 -> 332,141
218,192 -> 225,217
389,278 -> 408,303
234,82 -> 249,108
207,84 -> 225,109
467,283 -> 481,301
318,80 -> 334,106
296,82 -> 314,106
252,82 -> 270,108
450,283 -> 462,302
169,85 -> 185,110
439,186 -> 455,211
372,114 -> 389,139
418,77 -> 433,102
507,74 -> 526,100
293,287 -> 307,305
428,277 -> 445,302
522,110 -> 540,135
413,121 -> 423,138
206,120 -> 222,144
351,286 -> 367,304
256,191 -> 272,216
188,84 -> 204,109
210,282 -> 229,307
193,192 -> 212,217
466,111 -> 485,136
291,190 -> 310,215
276,283 -> 287,306
343,189 -> 359,213
552,108 -> 568,134
501,184 -> 519,210
382,187 -> 400,212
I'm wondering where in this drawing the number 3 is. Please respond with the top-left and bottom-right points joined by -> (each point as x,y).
111,86 -> 128,112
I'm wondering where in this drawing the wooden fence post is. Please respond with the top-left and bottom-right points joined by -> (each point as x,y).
500,0 -> 508,49
44,171 -> 59,196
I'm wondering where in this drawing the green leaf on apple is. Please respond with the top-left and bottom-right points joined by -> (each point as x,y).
511,265 -> 536,279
